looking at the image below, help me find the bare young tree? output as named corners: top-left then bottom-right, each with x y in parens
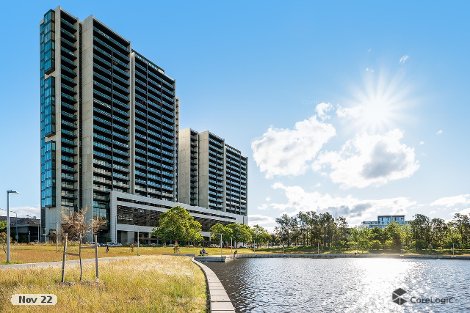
top-left (91, 216), bottom-right (107, 235)
top-left (61, 207), bottom-right (107, 241)
top-left (60, 207), bottom-right (104, 283)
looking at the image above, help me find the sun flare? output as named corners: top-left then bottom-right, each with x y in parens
top-left (341, 70), bottom-right (413, 133)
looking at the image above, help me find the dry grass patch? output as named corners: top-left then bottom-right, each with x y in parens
top-left (0, 255), bottom-right (206, 313)
top-left (1, 244), bottom-right (265, 264)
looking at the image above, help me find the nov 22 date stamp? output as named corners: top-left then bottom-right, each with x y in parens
top-left (10, 294), bottom-right (57, 306)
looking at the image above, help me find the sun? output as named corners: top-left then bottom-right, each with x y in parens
top-left (342, 70), bottom-right (413, 133)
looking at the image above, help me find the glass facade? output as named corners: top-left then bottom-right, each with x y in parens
top-left (40, 77), bottom-right (55, 137)
top-left (40, 10), bottom-right (56, 215)
top-left (41, 141), bottom-right (56, 207)
top-left (40, 10), bottom-right (55, 75)
top-left (116, 205), bottom-right (232, 232)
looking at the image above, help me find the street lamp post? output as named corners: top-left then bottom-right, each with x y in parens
top-left (12, 211), bottom-right (18, 243)
top-left (220, 234), bottom-right (223, 260)
top-left (6, 190), bottom-right (19, 263)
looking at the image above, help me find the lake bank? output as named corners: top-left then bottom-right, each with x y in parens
top-left (234, 252), bottom-right (470, 261)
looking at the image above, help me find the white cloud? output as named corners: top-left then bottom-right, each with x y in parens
top-left (315, 102), bottom-right (334, 120)
top-left (399, 55), bottom-right (409, 64)
top-left (419, 140), bottom-right (424, 145)
top-left (248, 214), bottom-right (276, 231)
top-left (365, 67), bottom-right (375, 73)
top-left (313, 129), bottom-right (419, 188)
top-left (431, 194), bottom-right (470, 207)
top-left (0, 206), bottom-right (40, 218)
top-left (265, 182), bottom-right (416, 225)
top-left (457, 208), bottom-right (470, 216)
top-left (251, 115), bottom-right (336, 178)
top-left (436, 129), bottom-right (443, 135)
top-left (336, 105), bottom-right (362, 120)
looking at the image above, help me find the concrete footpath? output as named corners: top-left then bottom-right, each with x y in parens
top-left (192, 258), bottom-right (235, 313)
top-left (0, 256), bottom-right (142, 270)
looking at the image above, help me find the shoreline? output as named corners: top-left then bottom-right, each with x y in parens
top-left (234, 253), bottom-right (470, 261)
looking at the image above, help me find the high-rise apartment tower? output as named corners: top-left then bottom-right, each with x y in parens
top-left (40, 7), bottom-right (246, 243)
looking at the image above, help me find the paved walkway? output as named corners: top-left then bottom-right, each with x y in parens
top-left (0, 255), bottom-right (146, 270)
top-left (192, 258), bottom-right (235, 313)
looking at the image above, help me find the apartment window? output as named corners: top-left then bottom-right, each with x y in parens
top-left (40, 140), bottom-right (56, 207)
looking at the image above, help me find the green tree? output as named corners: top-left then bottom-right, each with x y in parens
top-left (410, 214), bottom-right (431, 250)
top-left (0, 220), bottom-right (6, 232)
top-left (319, 212), bottom-right (336, 248)
top-left (227, 223), bottom-right (252, 247)
top-left (385, 222), bottom-right (402, 251)
top-left (445, 223), bottom-right (462, 250)
top-left (275, 214), bottom-right (293, 247)
top-left (401, 224), bottom-right (413, 250)
top-left (452, 213), bottom-right (470, 247)
top-left (370, 227), bottom-right (388, 249)
top-left (251, 224), bottom-right (271, 249)
top-left (210, 223), bottom-right (232, 244)
top-left (297, 212), bottom-right (309, 246)
top-left (152, 206), bottom-right (203, 246)
top-left (350, 227), bottom-right (371, 253)
top-left (1, 215), bottom-right (11, 254)
top-left (334, 216), bottom-right (349, 249)
top-left (239, 224), bottom-right (253, 245)
top-left (430, 218), bottom-right (447, 249)
top-left (370, 239), bottom-right (381, 251)
top-left (306, 211), bottom-right (321, 248)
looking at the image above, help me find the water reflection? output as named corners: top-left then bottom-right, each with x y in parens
top-left (206, 258), bottom-right (470, 312)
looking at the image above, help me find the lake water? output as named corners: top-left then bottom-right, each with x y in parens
top-left (206, 257), bottom-right (470, 312)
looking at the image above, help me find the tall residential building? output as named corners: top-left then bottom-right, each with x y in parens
top-left (178, 129), bottom-right (248, 216)
top-left (40, 7), bottom-right (245, 243)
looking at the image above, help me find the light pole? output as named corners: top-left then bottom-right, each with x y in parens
top-left (220, 234), bottom-right (223, 258)
top-left (11, 211), bottom-right (18, 243)
top-left (6, 190), bottom-right (19, 263)
top-left (27, 214), bottom-right (40, 243)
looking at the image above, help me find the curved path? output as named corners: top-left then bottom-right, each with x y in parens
top-left (192, 258), bottom-right (235, 313)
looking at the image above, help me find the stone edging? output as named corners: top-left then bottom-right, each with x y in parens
top-left (192, 258), bottom-right (235, 313)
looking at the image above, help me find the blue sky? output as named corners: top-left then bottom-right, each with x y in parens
top-left (1, 1), bottom-right (469, 228)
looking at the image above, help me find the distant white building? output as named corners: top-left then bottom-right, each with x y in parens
top-left (361, 215), bottom-right (406, 229)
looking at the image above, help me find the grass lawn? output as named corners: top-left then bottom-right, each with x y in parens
top-left (0, 244), bottom-right (264, 265)
top-left (2, 244), bottom-right (467, 264)
top-left (0, 255), bottom-right (205, 313)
